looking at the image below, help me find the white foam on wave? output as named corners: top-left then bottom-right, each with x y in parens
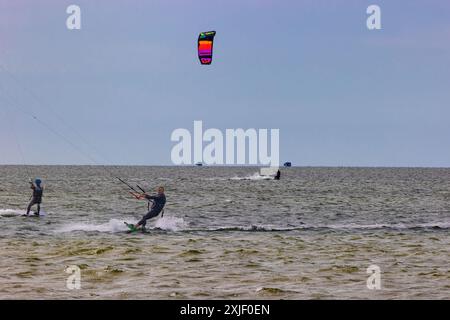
top-left (207, 221), bottom-right (450, 232)
top-left (230, 172), bottom-right (273, 181)
top-left (56, 218), bottom-right (128, 233)
top-left (56, 216), bottom-right (187, 233)
top-left (325, 221), bottom-right (450, 230)
top-left (326, 223), bottom-right (398, 230)
top-left (154, 216), bottom-right (187, 231)
top-left (212, 225), bottom-right (296, 232)
top-left (0, 208), bottom-right (26, 217)
top-left (418, 221), bottom-right (450, 229)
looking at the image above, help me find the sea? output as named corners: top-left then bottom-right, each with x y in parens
top-left (0, 166), bottom-right (449, 299)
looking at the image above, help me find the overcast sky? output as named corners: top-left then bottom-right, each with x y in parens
top-left (0, 0), bottom-right (449, 166)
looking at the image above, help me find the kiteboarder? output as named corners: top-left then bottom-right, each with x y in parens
top-left (132, 186), bottom-right (166, 229)
top-left (26, 178), bottom-right (44, 216)
top-left (274, 169), bottom-right (281, 180)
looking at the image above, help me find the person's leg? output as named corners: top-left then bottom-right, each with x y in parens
top-left (26, 200), bottom-right (36, 215)
top-left (35, 203), bottom-right (41, 215)
top-left (136, 210), bottom-right (159, 228)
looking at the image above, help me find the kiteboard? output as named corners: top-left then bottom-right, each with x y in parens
top-left (124, 222), bottom-right (154, 233)
top-left (124, 222), bottom-right (139, 233)
top-left (22, 210), bottom-right (46, 217)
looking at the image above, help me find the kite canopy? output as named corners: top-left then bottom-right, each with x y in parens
top-left (198, 31), bottom-right (216, 65)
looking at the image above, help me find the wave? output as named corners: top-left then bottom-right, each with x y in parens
top-left (230, 172), bottom-right (274, 181)
top-left (0, 209), bottom-right (26, 217)
top-left (195, 222), bottom-right (450, 232)
top-left (325, 222), bottom-right (450, 231)
top-left (203, 172), bottom-right (275, 181)
top-left (56, 216), bottom-right (187, 233)
top-left (0, 208), bottom-right (47, 217)
top-left (56, 218), bottom-right (127, 233)
top-left (154, 216), bottom-right (187, 231)
top-left (206, 225), bottom-right (299, 232)
top-left (54, 217), bottom-right (450, 234)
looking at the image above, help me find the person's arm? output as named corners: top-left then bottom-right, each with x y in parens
top-left (130, 192), bottom-right (146, 200)
top-left (144, 194), bottom-right (157, 200)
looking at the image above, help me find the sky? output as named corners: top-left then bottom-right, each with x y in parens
top-left (0, 0), bottom-right (449, 167)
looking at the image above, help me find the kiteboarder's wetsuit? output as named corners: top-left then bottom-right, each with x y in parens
top-left (274, 170), bottom-right (281, 180)
top-left (137, 193), bottom-right (166, 228)
top-left (26, 183), bottom-right (43, 215)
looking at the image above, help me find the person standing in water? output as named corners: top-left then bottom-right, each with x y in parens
top-left (274, 169), bottom-right (281, 180)
top-left (133, 186), bottom-right (166, 229)
top-left (26, 178), bottom-right (44, 216)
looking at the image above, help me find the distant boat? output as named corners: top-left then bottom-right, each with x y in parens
top-left (283, 162), bottom-right (292, 167)
top-left (195, 162), bottom-right (203, 166)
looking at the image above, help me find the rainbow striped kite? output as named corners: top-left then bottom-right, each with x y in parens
top-left (198, 31), bottom-right (216, 65)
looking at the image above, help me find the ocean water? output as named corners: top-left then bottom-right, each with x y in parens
top-left (0, 166), bottom-right (449, 299)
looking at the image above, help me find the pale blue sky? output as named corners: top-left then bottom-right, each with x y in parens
top-left (0, 0), bottom-right (449, 166)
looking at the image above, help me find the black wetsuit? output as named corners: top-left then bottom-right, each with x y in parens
top-left (137, 193), bottom-right (166, 227)
top-left (274, 170), bottom-right (281, 180)
top-left (26, 186), bottom-right (43, 215)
